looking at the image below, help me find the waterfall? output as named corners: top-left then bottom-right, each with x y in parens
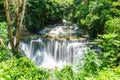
top-left (20, 38), bottom-right (88, 69)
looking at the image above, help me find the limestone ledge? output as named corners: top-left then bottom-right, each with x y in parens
top-left (43, 34), bottom-right (88, 41)
top-left (21, 34), bottom-right (89, 41)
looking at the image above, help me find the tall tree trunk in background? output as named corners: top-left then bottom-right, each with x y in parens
top-left (4, 0), bottom-right (27, 57)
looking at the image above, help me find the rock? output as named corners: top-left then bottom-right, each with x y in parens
top-left (38, 29), bottom-right (47, 34)
top-left (37, 23), bottom-right (89, 41)
top-left (67, 42), bottom-right (86, 49)
top-left (49, 27), bottom-right (66, 35)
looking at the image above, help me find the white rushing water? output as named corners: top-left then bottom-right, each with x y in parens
top-left (20, 38), bottom-right (88, 69)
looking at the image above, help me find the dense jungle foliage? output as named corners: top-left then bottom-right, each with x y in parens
top-left (0, 0), bottom-right (120, 80)
top-left (0, 0), bottom-right (5, 22)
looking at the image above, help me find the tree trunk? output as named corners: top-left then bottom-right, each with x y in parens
top-left (15, 0), bottom-right (21, 51)
top-left (4, 0), bottom-right (14, 49)
top-left (15, 0), bottom-right (26, 51)
top-left (4, 0), bottom-right (27, 57)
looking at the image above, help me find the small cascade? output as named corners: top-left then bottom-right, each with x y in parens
top-left (20, 38), bottom-right (88, 69)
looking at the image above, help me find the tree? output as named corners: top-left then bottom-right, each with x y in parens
top-left (0, 0), bottom-right (5, 21)
top-left (4, 0), bottom-right (27, 56)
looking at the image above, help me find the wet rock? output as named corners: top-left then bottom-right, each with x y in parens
top-left (37, 23), bottom-right (89, 41)
top-left (49, 27), bottom-right (66, 35)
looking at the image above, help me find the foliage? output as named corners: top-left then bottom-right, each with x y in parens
top-left (22, 0), bottom-right (120, 38)
top-left (94, 17), bottom-right (120, 66)
top-left (89, 67), bottom-right (120, 80)
top-left (95, 33), bottom-right (120, 66)
top-left (0, 57), bottom-right (49, 80)
top-left (75, 49), bottom-right (101, 80)
top-left (24, 0), bottom-right (73, 33)
top-left (104, 18), bottom-right (120, 34)
top-left (83, 49), bottom-right (102, 74)
top-left (71, 0), bottom-right (120, 37)
top-left (54, 65), bottom-right (77, 80)
top-left (1, 0), bottom-right (120, 37)
top-left (0, 45), bottom-right (12, 62)
top-left (78, 0), bottom-right (112, 37)
top-left (0, 0), bottom-right (5, 21)
top-left (0, 22), bottom-right (8, 44)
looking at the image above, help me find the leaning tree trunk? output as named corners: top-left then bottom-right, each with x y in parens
top-left (4, 0), bottom-right (27, 57)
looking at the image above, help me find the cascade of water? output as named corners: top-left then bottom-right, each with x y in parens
top-left (20, 38), bottom-right (88, 69)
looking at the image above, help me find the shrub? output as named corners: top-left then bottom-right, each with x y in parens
top-left (89, 67), bottom-right (120, 80)
top-left (0, 57), bottom-right (49, 80)
top-left (0, 22), bottom-right (8, 44)
top-left (104, 18), bottom-right (120, 34)
top-left (54, 65), bottom-right (77, 80)
top-left (75, 49), bottom-right (102, 80)
top-left (95, 33), bottom-right (120, 66)
top-left (0, 45), bottom-right (12, 62)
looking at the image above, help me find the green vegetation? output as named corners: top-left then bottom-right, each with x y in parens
top-left (0, 45), bottom-right (12, 62)
top-left (23, 0), bottom-right (120, 37)
top-left (24, 0), bottom-right (74, 33)
top-left (0, 0), bottom-right (5, 22)
top-left (0, 22), bottom-right (8, 44)
top-left (0, 0), bottom-right (120, 80)
top-left (0, 57), bottom-right (49, 80)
